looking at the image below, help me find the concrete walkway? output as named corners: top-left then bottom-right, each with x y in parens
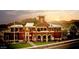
top-left (27, 42), bottom-right (36, 47)
top-left (24, 39), bottom-right (79, 49)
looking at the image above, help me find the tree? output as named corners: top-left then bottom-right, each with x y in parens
top-left (67, 24), bottom-right (78, 39)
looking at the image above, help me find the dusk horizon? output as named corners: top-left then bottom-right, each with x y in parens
top-left (1, 10), bottom-right (79, 24)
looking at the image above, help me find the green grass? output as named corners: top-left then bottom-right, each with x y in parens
top-left (33, 42), bottom-right (54, 45)
top-left (9, 43), bottom-right (32, 49)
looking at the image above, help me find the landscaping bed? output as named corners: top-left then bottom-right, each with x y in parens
top-left (8, 43), bottom-right (32, 49)
top-left (33, 42), bottom-right (54, 45)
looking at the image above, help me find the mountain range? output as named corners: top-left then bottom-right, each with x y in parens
top-left (0, 18), bottom-right (79, 31)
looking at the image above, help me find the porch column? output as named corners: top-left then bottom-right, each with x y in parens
top-left (28, 32), bottom-right (30, 42)
top-left (13, 30), bottom-right (16, 44)
top-left (46, 35), bottom-right (48, 42)
top-left (25, 32), bottom-right (26, 42)
top-left (41, 36), bottom-right (43, 42)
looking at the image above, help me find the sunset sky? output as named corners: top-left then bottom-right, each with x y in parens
top-left (0, 10), bottom-right (79, 24)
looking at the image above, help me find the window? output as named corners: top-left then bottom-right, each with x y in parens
top-left (41, 28), bottom-right (43, 31)
top-left (37, 28), bottom-right (40, 31)
top-left (11, 28), bottom-right (18, 32)
top-left (5, 35), bottom-right (9, 40)
top-left (15, 28), bottom-right (18, 31)
top-left (43, 36), bottom-right (46, 39)
top-left (15, 33), bottom-right (19, 40)
top-left (52, 28), bottom-right (54, 31)
top-left (48, 35), bottom-right (51, 40)
top-left (11, 28), bottom-right (14, 32)
top-left (19, 28), bottom-right (23, 31)
top-left (38, 36), bottom-right (41, 39)
top-left (44, 28), bottom-right (46, 31)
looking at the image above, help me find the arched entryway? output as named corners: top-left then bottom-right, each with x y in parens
top-left (43, 35), bottom-right (46, 42)
top-left (48, 35), bottom-right (51, 41)
top-left (37, 36), bottom-right (41, 42)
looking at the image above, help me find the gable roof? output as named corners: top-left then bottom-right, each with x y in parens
top-left (25, 23), bottom-right (35, 27)
top-left (49, 24), bottom-right (62, 28)
top-left (10, 25), bottom-right (23, 28)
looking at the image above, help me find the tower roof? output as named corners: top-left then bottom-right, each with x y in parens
top-left (35, 16), bottom-right (49, 27)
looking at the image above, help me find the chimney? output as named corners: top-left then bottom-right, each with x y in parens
top-left (38, 16), bottom-right (45, 23)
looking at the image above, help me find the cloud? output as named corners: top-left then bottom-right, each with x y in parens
top-left (0, 10), bottom-right (79, 24)
top-left (0, 10), bottom-right (46, 24)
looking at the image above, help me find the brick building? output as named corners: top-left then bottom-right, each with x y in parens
top-left (4, 16), bottom-right (62, 43)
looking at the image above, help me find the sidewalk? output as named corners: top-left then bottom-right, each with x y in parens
top-left (23, 39), bottom-right (79, 49)
top-left (27, 42), bottom-right (36, 47)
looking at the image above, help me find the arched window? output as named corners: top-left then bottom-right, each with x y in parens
top-left (37, 28), bottom-right (40, 31)
top-left (37, 36), bottom-right (41, 39)
top-left (37, 36), bottom-right (41, 41)
top-left (43, 35), bottom-right (46, 39)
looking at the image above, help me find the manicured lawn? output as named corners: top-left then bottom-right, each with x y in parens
top-left (33, 42), bottom-right (54, 45)
top-left (8, 43), bottom-right (32, 49)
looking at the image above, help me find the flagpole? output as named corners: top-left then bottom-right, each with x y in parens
top-left (14, 20), bottom-right (16, 44)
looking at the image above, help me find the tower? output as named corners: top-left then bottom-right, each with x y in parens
top-left (38, 16), bottom-right (45, 23)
